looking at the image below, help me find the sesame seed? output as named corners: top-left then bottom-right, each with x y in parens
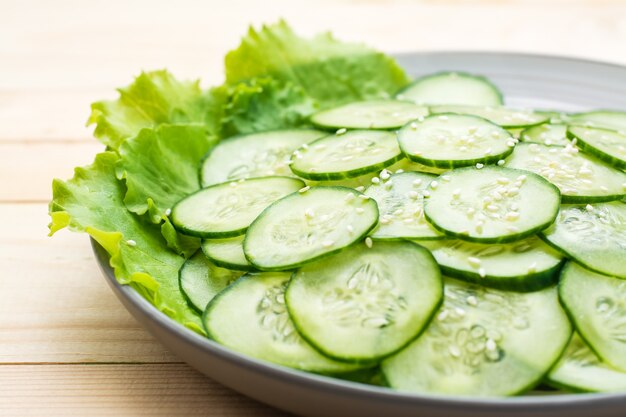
top-left (126, 239), bottom-right (137, 246)
top-left (422, 190), bottom-right (431, 197)
top-left (322, 240), bottom-right (334, 247)
top-left (356, 207), bottom-right (365, 214)
top-left (430, 181), bottom-right (439, 189)
top-left (437, 310), bottom-right (449, 321)
top-left (486, 339), bottom-right (497, 351)
top-left (452, 189), bottom-right (461, 199)
top-left (484, 148), bottom-right (493, 155)
top-left (466, 296), bottom-right (478, 306)
top-left (371, 177), bottom-right (380, 184)
top-left (395, 169), bottom-right (405, 174)
top-left (355, 186), bottom-right (365, 192)
top-left (301, 143), bottom-right (309, 150)
top-left (497, 177), bottom-right (510, 185)
top-left (345, 193), bottom-right (355, 202)
top-left (410, 122), bottom-right (418, 129)
top-left (365, 237), bottom-right (373, 248)
top-left (600, 186), bottom-right (609, 192)
top-left (478, 268), bottom-right (486, 278)
top-left (468, 126), bottom-right (478, 134)
top-left (585, 204), bottom-right (594, 212)
top-left (413, 179), bottom-right (423, 187)
top-left (408, 191), bottom-right (419, 199)
top-left (441, 175), bottom-right (451, 182)
top-left (165, 208), bottom-right (171, 216)
top-left (507, 225), bottom-right (519, 233)
top-left (393, 208), bottom-right (404, 216)
top-left (466, 207), bottom-right (475, 217)
top-left (299, 186), bottom-right (310, 193)
top-left (438, 115), bottom-right (449, 121)
top-left (384, 181), bottom-right (394, 189)
top-left (347, 225), bottom-right (354, 233)
top-left (505, 211), bottom-right (520, 221)
top-left (459, 146), bottom-right (468, 152)
top-left (528, 262), bottom-right (538, 273)
top-left (417, 116), bottom-right (425, 122)
top-left (304, 209), bottom-right (315, 218)
top-left (359, 194), bottom-right (370, 200)
top-left (468, 257), bottom-right (481, 267)
top-left (486, 204), bottom-right (499, 212)
top-left (448, 345), bottom-right (461, 358)
top-left (229, 182), bottom-right (238, 187)
top-left (380, 218), bottom-right (390, 224)
top-left (476, 163), bottom-right (484, 169)
top-left (455, 307), bottom-right (466, 317)
top-left (516, 175), bottom-right (527, 182)
top-left (380, 170), bottom-right (391, 180)
top-left (497, 159), bottom-right (505, 166)
top-left (404, 218), bottom-right (414, 224)
top-left (336, 128), bottom-right (347, 135)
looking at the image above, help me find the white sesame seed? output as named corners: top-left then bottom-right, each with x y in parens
top-left (438, 115), bottom-right (449, 121)
top-left (301, 143), bottom-right (309, 150)
top-left (468, 257), bottom-right (481, 268)
top-left (585, 204), bottom-right (594, 212)
top-left (422, 190), bottom-right (431, 198)
top-left (410, 122), bottom-right (418, 129)
top-left (336, 128), bottom-right (347, 135)
top-left (305, 209), bottom-right (315, 218)
top-left (484, 148), bottom-right (493, 155)
top-left (505, 211), bottom-right (520, 221)
top-left (413, 179), bottom-right (423, 187)
top-left (496, 177), bottom-right (510, 185)
top-left (359, 194), bottom-right (370, 200)
top-left (347, 225), bottom-right (354, 233)
top-left (466, 295), bottom-right (478, 306)
top-left (516, 175), bottom-right (527, 182)
top-left (448, 345), bottom-right (461, 358)
top-left (165, 208), bottom-right (171, 216)
top-left (230, 182), bottom-right (238, 187)
top-left (380, 170), bottom-right (391, 180)
top-left (468, 126), bottom-right (478, 134)
top-left (486, 339), bottom-right (497, 351)
top-left (299, 186), bottom-right (310, 193)
top-left (507, 225), bottom-right (519, 233)
top-left (497, 159), bottom-right (505, 166)
top-left (437, 310), bottom-right (449, 321)
top-left (126, 239), bottom-right (137, 247)
top-left (600, 186), bottom-right (609, 192)
top-left (322, 240), bottom-right (334, 247)
top-left (345, 193), bottom-right (355, 202)
top-left (393, 208), bottom-right (404, 216)
top-left (356, 207), bottom-right (365, 214)
top-left (455, 307), bottom-right (466, 317)
top-left (395, 169), bottom-right (405, 174)
top-left (476, 163), bottom-right (484, 169)
top-left (506, 140), bottom-right (516, 147)
top-left (478, 268), bottom-right (486, 278)
top-left (403, 218), bottom-right (414, 224)
top-left (385, 181), bottom-right (394, 189)
top-left (408, 191), bottom-right (419, 199)
top-left (452, 189), bottom-right (461, 199)
top-left (486, 204), bottom-right (499, 212)
top-left (466, 207), bottom-right (475, 217)
top-left (365, 237), bottom-right (373, 248)
top-left (430, 181), bottom-right (439, 189)
top-left (459, 146), bottom-right (468, 152)
top-left (355, 186), bottom-right (365, 192)
top-left (441, 175), bottom-right (451, 182)
top-left (380, 218), bottom-right (390, 224)
top-left (371, 177), bottom-right (380, 184)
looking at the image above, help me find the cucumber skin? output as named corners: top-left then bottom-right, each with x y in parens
top-left (395, 71), bottom-right (504, 105)
top-left (285, 241), bottom-right (444, 364)
top-left (404, 149), bottom-right (513, 170)
top-left (171, 176), bottom-right (305, 239)
top-left (178, 250), bottom-right (207, 315)
top-left (289, 153), bottom-right (403, 181)
top-left (435, 259), bottom-right (565, 293)
top-left (428, 107), bottom-right (549, 129)
top-left (243, 187), bottom-right (380, 271)
top-left (566, 127), bottom-right (626, 170)
top-left (201, 240), bottom-right (257, 272)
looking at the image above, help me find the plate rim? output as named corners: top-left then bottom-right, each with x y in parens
top-left (92, 51), bottom-right (626, 410)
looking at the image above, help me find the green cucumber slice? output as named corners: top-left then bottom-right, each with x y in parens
top-left (419, 237), bottom-right (563, 292)
top-left (382, 278), bottom-right (572, 396)
top-left (178, 251), bottom-right (243, 313)
top-left (520, 124), bottom-right (570, 146)
top-left (364, 171), bottom-right (443, 240)
top-left (540, 202), bottom-right (626, 278)
top-left (310, 100), bottom-right (428, 130)
top-left (504, 142), bottom-right (626, 203)
top-left (289, 130), bottom-right (402, 180)
top-left (423, 166), bottom-right (560, 243)
top-left (286, 241), bottom-right (442, 362)
top-left (171, 176), bottom-right (305, 238)
top-left (200, 129), bottom-right (325, 187)
top-left (397, 114), bottom-right (514, 168)
top-left (547, 333), bottom-right (626, 393)
top-left (569, 110), bottom-right (626, 131)
top-left (397, 72), bottom-right (503, 106)
top-left (244, 186), bottom-right (379, 270)
top-left (559, 262), bottom-right (626, 372)
top-left (203, 272), bottom-right (364, 373)
top-left (567, 126), bottom-right (626, 170)
top-left (201, 235), bottom-right (253, 271)
top-left (430, 105), bottom-right (548, 129)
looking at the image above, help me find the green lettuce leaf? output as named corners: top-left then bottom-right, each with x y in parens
top-left (49, 152), bottom-right (204, 334)
top-left (219, 77), bottom-right (317, 137)
top-left (88, 70), bottom-right (221, 150)
top-left (225, 21), bottom-right (409, 107)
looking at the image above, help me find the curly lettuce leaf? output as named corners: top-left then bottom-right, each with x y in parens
top-left (219, 77), bottom-right (317, 137)
top-left (49, 152), bottom-right (204, 334)
top-left (88, 70), bottom-right (221, 150)
top-left (225, 21), bottom-right (409, 107)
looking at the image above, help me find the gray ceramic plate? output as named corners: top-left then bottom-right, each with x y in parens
top-left (93, 52), bottom-right (626, 417)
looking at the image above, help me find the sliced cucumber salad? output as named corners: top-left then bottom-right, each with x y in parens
top-left (162, 69), bottom-right (626, 397)
top-left (54, 27), bottom-right (626, 400)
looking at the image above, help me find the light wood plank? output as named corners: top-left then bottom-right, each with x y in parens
top-left (0, 364), bottom-right (291, 416)
top-left (0, 142), bottom-right (103, 202)
top-left (0, 203), bottom-right (178, 363)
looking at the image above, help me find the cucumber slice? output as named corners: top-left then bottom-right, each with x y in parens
top-left (547, 333), bottom-right (626, 393)
top-left (423, 166), bottom-right (560, 243)
top-left (200, 129), bottom-right (325, 187)
top-left (171, 176), bottom-right (305, 238)
top-left (559, 262), bottom-right (626, 372)
top-left (567, 126), bottom-right (626, 170)
top-left (397, 72), bottom-right (503, 106)
top-left (286, 241), bottom-right (442, 362)
top-left (289, 130), bottom-right (402, 180)
top-left (201, 235), bottom-right (253, 271)
top-left (540, 202), bottom-right (626, 278)
top-left (178, 251), bottom-right (243, 313)
top-left (569, 110), bottom-right (626, 131)
top-left (430, 105), bottom-right (548, 129)
top-left (364, 171), bottom-right (443, 240)
top-left (520, 124), bottom-right (570, 146)
top-left (419, 237), bottom-right (563, 292)
top-left (382, 278), bottom-right (572, 396)
top-left (504, 142), bottom-right (626, 203)
top-left (203, 272), bottom-right (364, 373)
top-left (244, 186), bottom-right (379, 270)
top-left (310, 100), bottom-right (428, 130)
top-left (397, 114), bottom-right (514, 168)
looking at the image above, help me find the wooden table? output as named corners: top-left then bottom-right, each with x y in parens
top-left (2, 0), bottom-right (625, 415)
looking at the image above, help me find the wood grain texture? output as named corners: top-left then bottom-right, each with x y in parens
top-left (2, 0), bottom-right (625, 415)
top-left (0, 364), bottom-right (292, 416)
